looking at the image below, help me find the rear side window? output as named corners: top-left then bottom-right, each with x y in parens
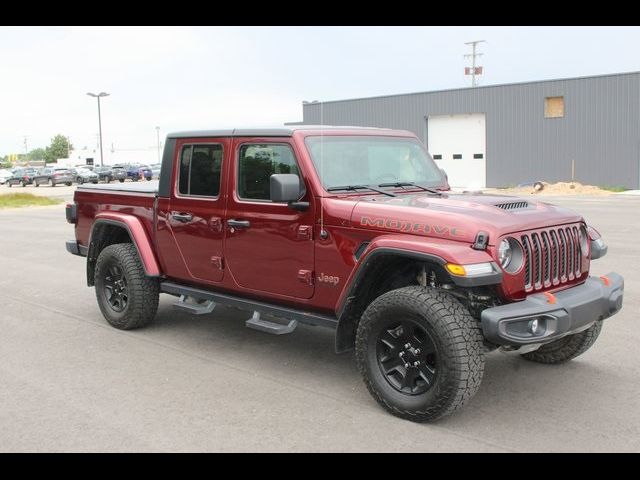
top-left (237, 144), bottom-right (299, 201)
top-left (178, 144), bottom-right (223, 197)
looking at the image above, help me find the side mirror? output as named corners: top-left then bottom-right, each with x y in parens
top-left (270, 174), bottom-right (309, 211)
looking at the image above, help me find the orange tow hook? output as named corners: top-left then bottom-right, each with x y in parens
top-left (543, 292), bottom-right (556, 304)
top-left (600, 275), bottom-right (611, 286)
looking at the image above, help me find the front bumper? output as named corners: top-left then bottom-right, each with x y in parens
top-left (481, 272), bottom-right (624, 346)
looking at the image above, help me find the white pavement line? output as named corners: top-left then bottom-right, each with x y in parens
top-left (1, 292), bottom-right (521, 453)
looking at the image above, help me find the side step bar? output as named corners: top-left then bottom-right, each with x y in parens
top-left (160, 281), bottom-right (338, 330)
top-left (246, 311), bottom-right (298, 335)
top-left (173, 295), bottom-right (216, 315)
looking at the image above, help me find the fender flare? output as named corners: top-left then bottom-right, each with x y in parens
top-left (89, 213), bottom-right (161, 277)
top-left (333, 238), bottom-right (501, 353)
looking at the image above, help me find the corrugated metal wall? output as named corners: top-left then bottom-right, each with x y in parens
top-left (302, 72), bottom-right (640, 188)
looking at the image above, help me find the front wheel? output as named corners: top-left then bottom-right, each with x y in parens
top-left (119, 179), bottom-right (125, 183)
top-left (94, 243), bottom-right (159, 330)
top-left (356, 287), bottom-right (485, 422)
top-left (521, 321), bottom-right (603, 364)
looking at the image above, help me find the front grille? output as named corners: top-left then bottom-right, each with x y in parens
top-left (495, 201), bottom-right (529, 210)
top-left (520, 224), bottom-right (584, 292)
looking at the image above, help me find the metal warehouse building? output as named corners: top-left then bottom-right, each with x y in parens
top-left (297, 71), bottom-right (640, 189)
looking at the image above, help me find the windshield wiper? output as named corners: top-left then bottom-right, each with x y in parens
top-left (327, 184), bottom-right (396, 197)
top-left (378, 181), bottom-right (443, 196)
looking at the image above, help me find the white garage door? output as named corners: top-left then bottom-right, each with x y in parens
top-left (427, 113), bottom-right (486, 189)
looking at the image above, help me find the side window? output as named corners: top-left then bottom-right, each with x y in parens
top-left (238, 143), bottom-right (299, 201)
top-left (178, 144), bottom-right (223, 197)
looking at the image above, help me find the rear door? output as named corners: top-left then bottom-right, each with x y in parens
top-left (224, 138), bottom-right (315, 299)
top-left (167, 139), bottom-right (229, 283)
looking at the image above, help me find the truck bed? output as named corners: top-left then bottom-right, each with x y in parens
top-left (77, 180), bottom-right (159, 194)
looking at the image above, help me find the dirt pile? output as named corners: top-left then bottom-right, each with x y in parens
top-left (486, 182), bottom-right (612, 196)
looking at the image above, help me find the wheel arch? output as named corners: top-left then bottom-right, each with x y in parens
top-left (86, 215), bottom-right (161, 286)
top-left (335, 248), bottom-right (452, 354)
top-left (334, 240), bottom-right (500, 354)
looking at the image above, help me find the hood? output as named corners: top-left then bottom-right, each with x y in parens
top-left (344, 192), bottom-right (583, 245)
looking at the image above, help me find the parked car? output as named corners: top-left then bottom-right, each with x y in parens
top-left (6, 168), bottom-right (37, 187)
top-left (33, 167), bottom-right (74, 187)
top-left (75, 167), bottom-right (99, 185)
top-left (0, 168), bottom-right (14, 185)
top-left (110, 166), bottom-right (128, 183)
top-left (93, 166), bottom-right (117, 183)
top-left (65, 126), bottom-right (624, 423)
top-left (149, 163), bottom-right (162, 179)
top-left (125, 164), bottom-right (152, 181)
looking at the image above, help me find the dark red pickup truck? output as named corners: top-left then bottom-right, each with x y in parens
top-left (66, 126), bottom-right (624, 421)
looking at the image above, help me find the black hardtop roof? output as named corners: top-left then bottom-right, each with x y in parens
top-left (166, 125), bottom-right (392, 139)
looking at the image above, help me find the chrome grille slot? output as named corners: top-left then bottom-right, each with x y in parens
top-left (518, 223), bottom-right (584, 292)
top-left (521, 235), bottom-right (533, 291)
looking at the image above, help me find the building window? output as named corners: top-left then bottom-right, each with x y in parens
top-left (178, 144), bottom-right (223, 197)
top-left (453, 154), bottom-right (462, 159)
top-left (473, 153), bottom-right (484, 159)
top-left (545, 96), bottom-right (564, 118)
top-left (433, 154), bottom-right (442, 160)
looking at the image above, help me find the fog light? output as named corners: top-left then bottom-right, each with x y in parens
top-left (529, 318), bottom-right (540, 335)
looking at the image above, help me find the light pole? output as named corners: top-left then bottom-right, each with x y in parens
top-left (87, 92), bottom-right (110, 166)
top-left (155, 126), bottom-right (161, 163)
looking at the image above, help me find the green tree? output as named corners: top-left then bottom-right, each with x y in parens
top-left (28, 148), bottom-right (46, 161)
top-left (44, 135), bottom-right (73, 163)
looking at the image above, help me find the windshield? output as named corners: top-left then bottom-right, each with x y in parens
top-left (305, 136), bottom-right (444, 191)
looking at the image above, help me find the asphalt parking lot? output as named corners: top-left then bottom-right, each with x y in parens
top-left (0, 192), bottom-right (638, 452)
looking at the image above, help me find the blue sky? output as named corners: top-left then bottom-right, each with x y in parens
top-left (1, 26), bottom-right (639, 157)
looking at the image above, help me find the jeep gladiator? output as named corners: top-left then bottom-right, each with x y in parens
top-left (65, 126), bottom-right (624, 421)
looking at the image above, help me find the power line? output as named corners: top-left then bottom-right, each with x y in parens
top-left (464, 40), bottom-right (486, 87)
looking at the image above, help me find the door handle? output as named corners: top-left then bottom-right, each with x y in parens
top-left (227, 219), bottom-right (251, 229)
top-left (172, 212), bottom-right (193, 223)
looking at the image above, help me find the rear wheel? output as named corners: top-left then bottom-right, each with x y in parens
top-left (119, 179), bottom-right (125, 183)
top-left (49, 179), bottom-right (54, 187)
top-left (78, 177), bottom-right (84, 185)
top-left (356, 287), bottom-right (485, 422)
top-left (94, 243), bottom-right (159, 330)
top-left (521, 321), bottom-right (603, 364)
top-left (66, 182), bottom-right (72, 186)
top-left (21, 180), bottom-right (26, 187)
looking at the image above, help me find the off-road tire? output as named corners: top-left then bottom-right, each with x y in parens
top-left (521, 321), bottom-right (603, 364)
top-left (356, 287), bottom-right (485, 422)
top-left (94, 243), bottom-right (159, 330)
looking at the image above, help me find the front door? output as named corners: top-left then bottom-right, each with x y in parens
top-left (168, 139), bottom-right (228, 283)
top-left (224, 138), bottom-right (315, 299)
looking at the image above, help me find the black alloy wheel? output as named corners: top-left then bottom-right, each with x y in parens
top-left (102, 261), bottom-right (129, 313)
top-left (377, 319), bottom-right (437, 395)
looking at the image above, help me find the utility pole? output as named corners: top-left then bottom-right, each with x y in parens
top-left (464, 40), bottom-right (485, 87)
top-left (155, 126), bottom-right (161, 163)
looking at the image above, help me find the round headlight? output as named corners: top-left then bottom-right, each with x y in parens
top-left (579, 226), bottom-right (589, 256)
top-left (498, 239), bottom-right (512, 268)
top-left (498, 237), bottom-right (524, 273)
